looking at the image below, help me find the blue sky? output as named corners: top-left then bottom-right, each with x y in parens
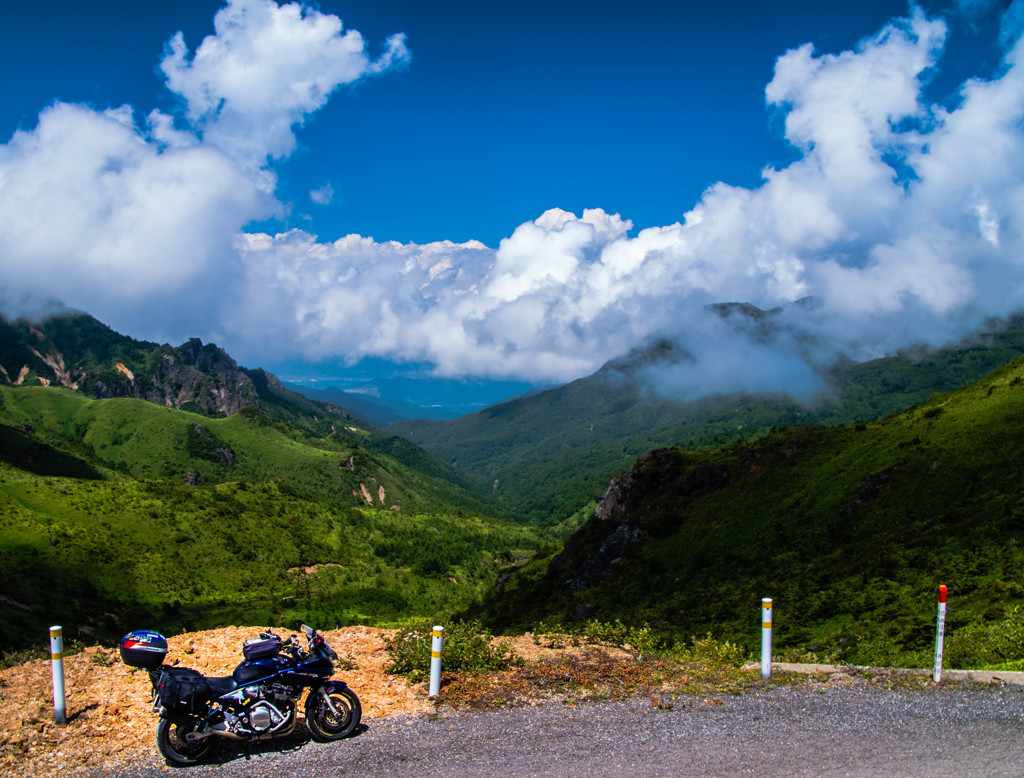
top-left (2, 0), bottom-right (955, 246)
top-left (2, 0), bottom-right (1023, 405)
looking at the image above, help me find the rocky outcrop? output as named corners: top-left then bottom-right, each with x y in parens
top-left (2, 314), bottom-right (265, 416)
top-left (549, 449), bottom-right (730, 592)
top-left (558, 521), bottom-right (647, 592)
top-left (28, 347), bottom-right (83, 390)
top-left (89, 339), bottom-right (260, 415)
top-left (594, 449), bottom-right (730, 523)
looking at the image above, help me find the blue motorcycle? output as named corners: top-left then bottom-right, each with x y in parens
top-left (120, 623), bottom-right (361, 765)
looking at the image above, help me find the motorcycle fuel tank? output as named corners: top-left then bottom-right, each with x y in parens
top-left (233, 654), bottom-right (289, 684)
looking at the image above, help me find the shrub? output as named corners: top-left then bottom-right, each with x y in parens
top-left (687, 634), bottom-right (747, 667)
top-left (384, 619), bottom-right (521, 675)
top-left (944, 605), bottom-right (1024, 670)
top-left (574, 619), bottom-right (660, 657)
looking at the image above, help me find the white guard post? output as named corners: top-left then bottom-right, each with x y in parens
top-left (761, 598), bottom-right (773, 679)
top-left (50, 626), bottom-right (67, 724)
top-left (429, 625), bottom-right (444, 697)
top-left (933, 585), bottom-right (947, 682)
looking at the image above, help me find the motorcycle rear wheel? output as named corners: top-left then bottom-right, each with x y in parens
top-left (305, 687), bottom-right (361, 741)
top-left (155, 717), bottom-right (217, 765)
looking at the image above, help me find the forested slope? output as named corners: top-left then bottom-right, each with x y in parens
top-left (470, 355), bottom-right (1024, 670)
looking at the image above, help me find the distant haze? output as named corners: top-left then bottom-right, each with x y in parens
top-left (2, 1), bottom-right (1024, 401)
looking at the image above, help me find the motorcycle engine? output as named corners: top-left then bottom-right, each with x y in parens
top-left (222, 684), bottom-right (295, 736)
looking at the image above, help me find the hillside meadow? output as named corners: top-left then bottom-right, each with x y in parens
top-left (5, 313), bottom-right (1024, 673)
top-left (0, 386), bottom-right (550, 650)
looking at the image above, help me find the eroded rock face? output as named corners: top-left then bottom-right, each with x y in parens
top-left (88, 340), bottom-right (261, 415)
top-left (141, 340), bottom-right (260, 415)
top-left (561, 521), bottom-right (647, 592)
top-left (595, 449), bottom-right (729, 523)
top-left (2, 315), bottom-right (265, 416)
top-left (550, 449), bottom-right (730, 592)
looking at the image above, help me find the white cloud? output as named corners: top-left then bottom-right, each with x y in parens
top-left (4, 2), bottom-right (1024, 399)
top-left (160, 0), bottom-right (409, 166)
top-left (0, 0), bottom-right (407, 344)
top-left (310, 182), bottom-right (335, 205)
top-left (0, 102), bottom-right (268, 337)
top-left (223, 5), bottom-right (1024, 388)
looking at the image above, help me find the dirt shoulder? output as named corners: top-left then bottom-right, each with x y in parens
top-left (0, 626), bottom-right (1004, 777)
top-left (0, 626), bottom-right (433, 776)
top-left (0, 627), bottom-right (635, 776)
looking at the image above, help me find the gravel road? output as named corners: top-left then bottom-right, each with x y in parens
top-left (101, 684), bottom-right (1024, 777)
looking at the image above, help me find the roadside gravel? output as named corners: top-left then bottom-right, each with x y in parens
top-left (99, 683), bottom-right (1024, 777)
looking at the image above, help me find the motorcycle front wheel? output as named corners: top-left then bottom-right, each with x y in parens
top-left (305, 687), bottom-right (361, 741)
top-left (155, 717), bottom-right (217, 765)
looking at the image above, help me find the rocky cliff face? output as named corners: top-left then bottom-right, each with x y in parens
top-left (1, 314), bottom-right (260, 416)
top-left (91, 338), bottom-right (261, 415)
top-left (548, 449), bottom-right (730, 592)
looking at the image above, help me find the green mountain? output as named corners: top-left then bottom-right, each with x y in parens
top-left (389, 321), bottom-right (1024, 525)
top-left (468, 355), bottom-right (1024, 671)
top-left (0, 314), bottom-right (550, 650)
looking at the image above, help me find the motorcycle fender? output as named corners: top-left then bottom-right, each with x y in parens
top-left (321, 680), bottom-right (348, 695)
top-left (159, 708), bottom-right (196, 727)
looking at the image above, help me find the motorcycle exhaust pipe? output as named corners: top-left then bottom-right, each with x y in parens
top-left (185, 716), bottom-right (300, 742)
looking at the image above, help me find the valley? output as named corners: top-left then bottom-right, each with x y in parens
top-left (2, 311), bottom-right (1024, 674)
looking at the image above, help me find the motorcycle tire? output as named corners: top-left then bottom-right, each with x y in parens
top-left (305, 687), bottom-right (361, 741)
top-left (155, 717), bottom-right (217, 765)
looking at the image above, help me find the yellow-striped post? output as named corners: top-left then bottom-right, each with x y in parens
top-left (761, 599), bottom-right (773, 679)
top-left (50, 626), bottom-right (66, 724)
top-left (428, 625), bottom-right (444, 697)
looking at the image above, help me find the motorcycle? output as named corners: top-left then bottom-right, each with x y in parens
top-left (119, 623), bottom-right (361, 766)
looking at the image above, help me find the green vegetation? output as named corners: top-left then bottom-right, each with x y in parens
top-left (0, 459), bottom-right (548, 649)
top-left (7, 310), bottom-right (1024, 677)
top-left (0, 383), bottom-right (550, 651)
top-left (389, 325), bottom-right (1024, 525)
top-left (468, 355), bottom-right (1024, 671)
top-left (0, 385), bottom-right (496, 515)
top-left (383, 619), bottom-right (521, 681)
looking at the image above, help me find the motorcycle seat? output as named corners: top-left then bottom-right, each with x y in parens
top-left (206, 676), bottom-right (241, 695)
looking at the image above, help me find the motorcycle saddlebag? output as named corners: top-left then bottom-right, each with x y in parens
top-left (243, 636), bottom-right (282, 661)
top-left (157, 667), bottom-right (211, 715)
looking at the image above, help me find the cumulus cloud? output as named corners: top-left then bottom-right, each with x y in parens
top-left (160, 0), bottom-right (408, 166)
top-left (0, 102), bottom-right (268, 337)
top-left (222, 4), bottom-right (1024, 392)
top-left (0, 0), bottom-right (407, 341)
top-left (3, 2), bottom-right (1024, 401)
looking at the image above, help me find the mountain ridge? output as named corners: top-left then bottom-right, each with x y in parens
top-left (389, 319), bottom-right (1024, 524)
top-left (468, 353), bottom-right (1024, 670)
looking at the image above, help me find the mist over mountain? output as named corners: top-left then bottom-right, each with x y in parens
top-left (283, 375), bottom-right (537, 425)
top-left (389, 313), bottom-right (1024, 524)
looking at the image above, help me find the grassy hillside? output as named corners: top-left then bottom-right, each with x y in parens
top-left (390, 326), bottom-right (1024, 525)
top-left (0, 386), bottom-right (550, 650)
top-left (0, 466), bottom-right (549, 650)
top-left (469, 355), bottom-right (1024, 671)
top-left (0, 386), bottom-right (494, 515)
